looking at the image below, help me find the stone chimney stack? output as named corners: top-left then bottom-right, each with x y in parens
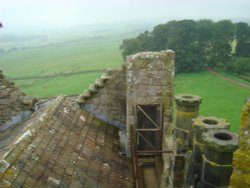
top-left (125, 50), bottom-right (175, 156)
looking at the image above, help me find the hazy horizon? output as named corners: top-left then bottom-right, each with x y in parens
top-left (1, 0), bottom-right (250, 33)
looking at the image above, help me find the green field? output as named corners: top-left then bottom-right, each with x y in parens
top-left (0, 23), bottom-right (155, 97)
top-left (0, 37), bottom-right (122, 77)
top-left (175, 71), bottom-right (250, 132)
top-left (0, 24), bottom-right (249, 132)
top-left (15, 72), bottom-right (102, 98)
top-left (0, 38), bottom-right (123, 97)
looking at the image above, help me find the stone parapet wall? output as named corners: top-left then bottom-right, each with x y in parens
top-left (78, 67), bottom-right (126, 129)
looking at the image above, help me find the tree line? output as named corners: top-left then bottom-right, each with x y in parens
top-left (120, 19), bottom-right (250, 74)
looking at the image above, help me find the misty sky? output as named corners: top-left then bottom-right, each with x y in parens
top-left (0, 0), bottom-right (250, 32)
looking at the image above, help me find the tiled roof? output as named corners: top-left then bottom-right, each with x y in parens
top-left (0, 96), bottom-right (133, 188)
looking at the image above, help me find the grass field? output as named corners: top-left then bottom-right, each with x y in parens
top-left (0, 23), bottom-right (155, 97)
top-left (0, 37), bottom-right (123, 97)
top-left (15, 72), bottom-right (102, 98)
top-left (0, 37), bottom-right (123, 78)
top-left (175, 71), bottom-right (250, 132)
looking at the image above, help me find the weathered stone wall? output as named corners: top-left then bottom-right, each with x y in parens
top-left (125, 51), bottom-right (175, 188)
top-left (230, 97), bottom-right (250, 187)
top-left (126, 50), bottom-right (175, 151)
top-left (0, 70), bottom-right (36, 130)
top-left (78, 67), bottom-right (126, 130)
top-left (126, 50), bottom-right (175, 155)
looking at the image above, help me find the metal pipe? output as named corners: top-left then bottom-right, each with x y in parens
top-left (130, 126), bottom-right (140, 188)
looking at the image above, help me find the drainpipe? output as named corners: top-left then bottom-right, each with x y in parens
top-left (200, 129), bottom-right (238, 187)
top-left (191, 116), bottom-right (230, 186)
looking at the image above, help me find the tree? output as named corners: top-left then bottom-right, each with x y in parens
top-left (120, 38), bottom-right (141, 59)
top-left (235, 22), bottom-right (250, 57)
top-left (136, 31), bottom-right (153, 51)
top-left (119, 19), bottom-right (245, 73)
top-left (207, 20), bottom-right (235, 67)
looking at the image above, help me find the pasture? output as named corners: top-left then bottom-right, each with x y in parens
top-left (0, 23), bottom-right (156, 97)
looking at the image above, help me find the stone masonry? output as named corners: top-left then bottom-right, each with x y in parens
top-left (126, 50), bottom-right (175, 155)
top-left (78, 67), bottom-right (126, 130)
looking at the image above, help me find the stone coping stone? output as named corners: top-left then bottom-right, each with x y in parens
top-left (202, 129), bottom-right (238, 152)
top-left (175, 94), bottom-right (202, 107)
top-left (193, 116), bottom-right (230, 133)
top-left (127, 50), bottom-right (175, 61)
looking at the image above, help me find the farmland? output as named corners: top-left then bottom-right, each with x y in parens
top-left (0, 23), bottom-right (154, 97)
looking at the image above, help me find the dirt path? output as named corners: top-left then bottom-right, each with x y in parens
top-left (208, 69), bottom-right (250, 90)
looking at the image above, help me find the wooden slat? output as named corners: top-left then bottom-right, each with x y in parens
top-left (137, 106), bottom-right (160, 129)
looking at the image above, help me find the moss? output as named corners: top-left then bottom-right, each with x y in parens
top-left (240, 101), bottom-right (250, 130)
top-left (0, 180), bottom-right (11, 188)
top-left (230, 100), bottom-right (250, 187)
top-left (203, 154), bottom-right (219, 167)
top-left (192, 116), bottom-right (230, 133)
top-left (193, 139), bottom-right (204, 150)
top-left (2, 167), bottom-right (15, 181)
top-left (233, 149), bottom-right (250, 172)
top-left (176, 111), bottom-right (195, 117)
top-left (230, 173), bottom-right (250, 188)
top-left (202, 129), bottom-right (238, 152)
top-left (176, 138), bottom-right (183, 145)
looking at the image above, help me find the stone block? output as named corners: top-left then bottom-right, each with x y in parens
top-left (23, 96), bottom-right (37, 108)
top-left (165, 50), bottom-right (175, 60)
top-left (88, 84), bottom-right (98, 94)
top-left (175, 94), bottom-right (202, 107)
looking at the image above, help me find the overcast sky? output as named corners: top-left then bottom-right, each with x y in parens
top-left (0, 0), bottom-right (250, 33)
